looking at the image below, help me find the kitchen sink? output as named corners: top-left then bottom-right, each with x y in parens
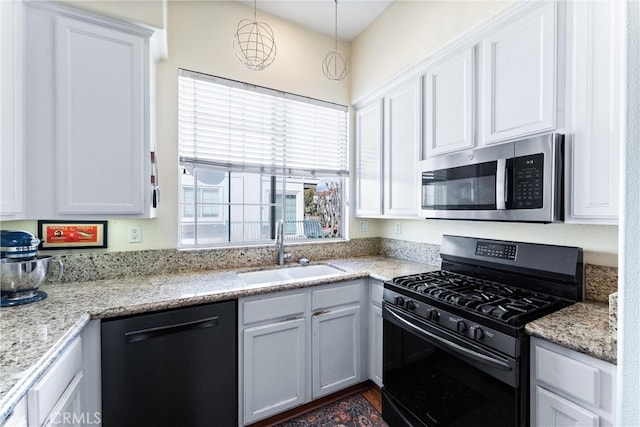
top-left (238, 264), bottom-right (344, 285)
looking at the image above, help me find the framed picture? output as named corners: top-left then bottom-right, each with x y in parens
top-left (38, 220), bottom-right (108, 250)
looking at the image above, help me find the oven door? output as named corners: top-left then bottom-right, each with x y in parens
top-left (382, 303), bottom-right (528, 427)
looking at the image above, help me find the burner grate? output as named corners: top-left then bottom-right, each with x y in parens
top-left (390, 270), bottom-right (563, 325)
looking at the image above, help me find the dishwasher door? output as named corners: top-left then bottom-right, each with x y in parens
top-left (101, 300), bottom-right (237, 427)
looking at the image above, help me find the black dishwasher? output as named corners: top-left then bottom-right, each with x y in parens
top-left (101, 300), bottom-right (237, 427)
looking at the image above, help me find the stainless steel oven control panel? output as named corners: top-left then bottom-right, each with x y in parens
top-left (383, 288), bottom-right (519, 357)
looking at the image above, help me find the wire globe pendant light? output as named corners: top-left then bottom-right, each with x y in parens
top-left (322, 0), bottom-right (349, 81)
top-left (233, 0), bottom-right (277, 71)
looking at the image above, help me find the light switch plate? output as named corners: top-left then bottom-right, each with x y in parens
top-left (358, 220), bottom-right (369, 232)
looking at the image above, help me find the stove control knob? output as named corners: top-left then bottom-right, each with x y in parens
top-left (405, 300), bottom-right (416, 311)
top-left (394, 296), bottom-right (405, 307)
top-left (456, 320), bottom-right (467, 334)
top-left (470, 325), bottom-right (485, 340)
top-left (426, 309), bottom-right (440, 322)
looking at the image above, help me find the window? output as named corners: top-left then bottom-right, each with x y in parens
top-left (178, 69), bottom-right (349, 248)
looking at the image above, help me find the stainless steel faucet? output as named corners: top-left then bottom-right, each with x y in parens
top-left (275, 219), bottom-right (292, 265)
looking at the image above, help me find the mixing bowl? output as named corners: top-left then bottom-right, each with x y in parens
top-left (0, 256), bottom-right (64, 293)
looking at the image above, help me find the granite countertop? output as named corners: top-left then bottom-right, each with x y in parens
top-left (525, 301), bottom-right (615, 363)
top-left (0, 255), bottom-right (616, 421)
top-left (0, 256), bottom-right (435, 421)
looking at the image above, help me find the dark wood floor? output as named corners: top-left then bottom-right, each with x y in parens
top-left (249, 381), bottom-right (382, 427)
top-left (362, 384), bottom-right (382, 413)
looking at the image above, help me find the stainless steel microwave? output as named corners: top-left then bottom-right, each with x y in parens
top-left (420, 133), bottom-right (563, 222)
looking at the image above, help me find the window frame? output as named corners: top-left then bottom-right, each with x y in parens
top-left (177, 69), bottom-right (349, 249)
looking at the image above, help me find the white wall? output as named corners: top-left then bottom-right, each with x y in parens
top-left (618, 0), bottom-right (640, 423)
top-left (350, 0), bottom-right (619, 266)
top-left (351, 0), bottom-right (513, 101)
top-left (56, 0), bottom-right (166, 29)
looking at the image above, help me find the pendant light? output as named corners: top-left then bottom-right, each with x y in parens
top-left (233, 0), bottom-right (277, 71)
top-left (322, 0), bottom-right (349, 81)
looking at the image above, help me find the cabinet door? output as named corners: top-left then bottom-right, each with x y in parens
top-left (243, 318), bottom-right (307, 424)
top-left (481, 2), bottom-right (557, 144)
top-left (369, 303), bottom-right (383, 387)
top-left (384, 78), bottom-right (421, 217)
top-left (0, 0), bottom-right (24, 218)
top-left (42, 373), bottom-right (84, 427)
top-left (355, 99), bottom-right (383, 217)
top-left (568, 0), bottom-right (621, 222)
top-left (536, 386), bottom-right (599, 427)
top-left (425, 46), bottom-right (475, 156)
top-left (28, 338), bottom-right (82, 427)
top-left (55, 15), bottom-right (147, 215)
top-left (312, 305), bottom-right (361, 398)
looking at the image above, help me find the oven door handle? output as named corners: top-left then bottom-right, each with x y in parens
top-left (385, 306), bottom-right (512, 371)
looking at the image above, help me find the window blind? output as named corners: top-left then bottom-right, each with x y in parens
top-left (178, 69), bottom-right (349, 177)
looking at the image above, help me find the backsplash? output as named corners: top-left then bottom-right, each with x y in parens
top-left (45, 237), bottom-right (617, 304)
top-left (380, 238), bottom-right (442, 266)
top-left (49, 238), bottom-right (381, 283)
top-left (585, 264), bottom-right (618, 302)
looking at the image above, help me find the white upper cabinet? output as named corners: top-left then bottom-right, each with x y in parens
top-left (0, 0), bottom-right (24, 219)
top-left (355, 99), bottom-right (384, 217)
top-left (55, 16), bottom-right (147, 215)
top-left (355, 76), bottom-right (421, 218)
top-left (23, 2), bottom-right (157, 219)
top-left (383, 77), bottom-right (421, 217)
top-left (566, 0), bottom-right (622, 223)
top-left (424, 46), bottom-right (476, 156)
top-left (480, 1), bottom-right (557, 144)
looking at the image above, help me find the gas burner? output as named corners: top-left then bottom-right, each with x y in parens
top-left (388, 270), bottom-right (565, 325)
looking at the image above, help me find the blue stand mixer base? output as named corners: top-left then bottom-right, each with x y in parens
top-left (1, 290), bottom-right (47, 307)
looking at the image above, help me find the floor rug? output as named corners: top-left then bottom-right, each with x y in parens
top-left (274, 393), bottom-right (388, 427)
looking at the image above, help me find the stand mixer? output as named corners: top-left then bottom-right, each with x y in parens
top-left (1, 230), bottom-right (63, 307)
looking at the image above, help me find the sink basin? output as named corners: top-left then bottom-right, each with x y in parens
top-left (239, 264), bottom-right (344, 285)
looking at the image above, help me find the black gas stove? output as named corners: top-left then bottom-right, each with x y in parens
top-left (381, 235), bottom-right (584, 427)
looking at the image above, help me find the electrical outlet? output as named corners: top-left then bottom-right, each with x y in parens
top-left (358, 220), bottom-right (369, 232)
top-left (128, 226), bottom-right (142, 243)
top-left (395, 222), bottom-right (402, 234)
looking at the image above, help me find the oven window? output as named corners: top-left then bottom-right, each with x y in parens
top-left (422, 162), bottom-right (496, 210)
top-left (383, 320), bottom-right (518, 427)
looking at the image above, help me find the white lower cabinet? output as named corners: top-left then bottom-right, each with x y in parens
top-left (311, 283), bottom-right (363, 398)
top-left (2, 321), bottom-right (101, 427)
top-left (0, 397), bottom-right (27, 427)
top-left (28, 338), bottom-right (83, 427)
top-left (536, 386), bottom-right (599, 427)
top-left (531, 337), bottom-right (616, 427)
top-left (239, 281), bottom-right (365, 425)
top-left (243, 318), bottom-right (307, 423)
top-left (369, 280), bottom-right (384, 387)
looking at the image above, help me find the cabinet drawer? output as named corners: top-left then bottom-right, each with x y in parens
top-left (28, 337), bottom-right (82, 426)
top-left (535, 345), bottom-right (600, 406)
top-left (312, 282), bottom-right (361, 311)
top-left (242, 292), bottom-right (306, 325)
